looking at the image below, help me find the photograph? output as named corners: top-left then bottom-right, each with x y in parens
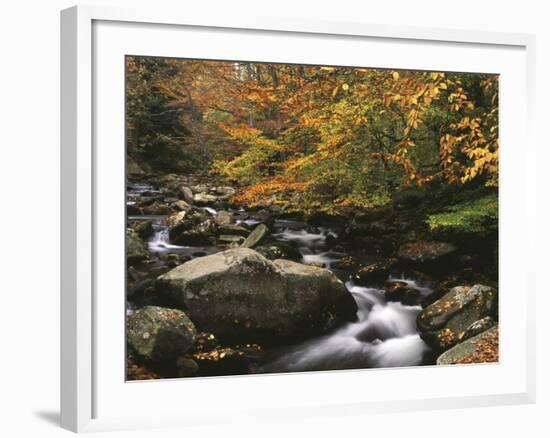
top-left (125, 56), bottom-right (499, 380)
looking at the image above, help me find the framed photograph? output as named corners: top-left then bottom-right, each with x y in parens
top-left (61, 5), bottom-right (536, 432)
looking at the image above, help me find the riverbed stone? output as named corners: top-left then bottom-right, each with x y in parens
top-left (214, 186), bottom-right (236, 196)
top-left (132, 219), bottom-right (154, 239)
top-left (436, 325), bottom-right (499, 365)
top-left (351, 259), bottom-right (395, 285)
top-left (215, 210), bottom-right (232, 226)
top-left (172, 200), bottom-right (192, 211)
top-left (417, 284), bottom-right (498, 350)
top-left (241, 224), bottom-right (269, 248)
top-left (127, 229), bottom-right (149, 264)
top-left (126, 306), bottom-right (197, 361)
top-left (460, 316), bottom-right (496, 342)
top-left (190, 184), bottom-right (209, 194)
top-left (167, 208), bottom-right (216, 245)
top-left (193, 193), bottom-right (219, 205)
top-left (177, 184), bottom-right (195, 204)
top-left (142, 202), bottom-right (172, 215)
top-left (385, 281), bottom-right (421, 306)
top-left (155, 248), bottom-right (357, 343)
top-left (255, 241), bottom-right (302, 261)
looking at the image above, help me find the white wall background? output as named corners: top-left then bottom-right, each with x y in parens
top-left (0, 0), bottom-right (546, 436)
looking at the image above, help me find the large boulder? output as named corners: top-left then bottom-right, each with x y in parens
top-left (437, 325), bottom-right (499, 365)
top-left (127, 229), bottom-right (148, 264)
top-left (155, 248), bottom-right (357, 343)
top-left (398, 240), bottom-right (457, 263)
top-left (126, 306), bottom-right (197, 361)
top-left (417, 284), bottom-right (498, 350)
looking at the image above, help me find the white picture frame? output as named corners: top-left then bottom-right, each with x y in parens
top-left (60, 4), bottom-right (537, 433)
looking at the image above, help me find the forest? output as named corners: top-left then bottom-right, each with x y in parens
top-left (125, 56), bottom-right (499, 380)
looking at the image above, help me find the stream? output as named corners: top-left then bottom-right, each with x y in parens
top-left (127, 180), bottom-right (434, 372)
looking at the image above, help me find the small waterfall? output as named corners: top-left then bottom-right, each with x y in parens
top-left (273, 226), bottom-right (341, 268)
top-left (273, 228), bottom-right (329, 248)
top-left (148, 221), bottom-right (188, 253)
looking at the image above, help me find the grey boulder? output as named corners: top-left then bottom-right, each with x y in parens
top-left (155, 248), bottom-right (357, 343)
top-left (417, 284), bottom-right (497, 350)
top-left (126, 305), bottom-right (197, 361)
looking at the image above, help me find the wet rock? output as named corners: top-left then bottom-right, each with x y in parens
top-left (167, 208), bottom-right (217, 246)
top-left (155, 248), bottom-right (357, 343)
top-left (437, 325), bottom-right (499, 365)
top-left (172, 200), bottom-right (192, 211)
top-left (127, 229), bottom-right (148, 264)
top-left (165, 253), bottom-right (186, 268)
top-left (398, 240), bottom-right (457, 263)
top-left (385, 281), bottom-right (421, 306)
top-left (193, 193), bottom-right (219, 205)
top-left (255, 241), bottom-right (302, 261)
top-left (174, 220), bottom-right (217, 246)
top-left (142, 202), bottom-right (172, 215)
top-left (190, 184), bottom-right (209, 194)
top-left (460, 316), bottom-right (496, 342)
top-left (132, 219), bottom-right (154, 239)
top-left (241, 224), bottom-right (269, 249)
top-left (417, 284), bottom-right (498, 350)
top-left (215, 210), bottom-right (232, 226)
top-left (214, 186), bottom-right (236, 197)
top-left (126, 306), bottom-right (197, 361)
top-left (177, 184), bottom-right (195, 204)
top-left (352, 259), bottom-right (395, 285)
top-left (176, 356), bottom-right (199, 377)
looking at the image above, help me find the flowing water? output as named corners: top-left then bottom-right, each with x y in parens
top-left (127, 180), bottom-right (433, 371)
top-left (262, 281), bottom-right (431, 372)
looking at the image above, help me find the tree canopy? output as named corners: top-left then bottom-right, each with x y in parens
top-left (126, 56), bottom-right (498, 214)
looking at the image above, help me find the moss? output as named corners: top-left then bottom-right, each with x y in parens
top-left (426, 194), bottom-right (498, 235)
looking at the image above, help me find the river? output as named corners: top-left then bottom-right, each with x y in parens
top-left (127, 180), bottom-right (435, 373)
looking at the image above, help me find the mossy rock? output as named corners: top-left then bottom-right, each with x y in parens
top-left (127, 306), bottom-right (197, 362)
top-left (127, 229), bottom-right (149, 264)
top-left (437, 325), bottom-right (499, 365)
top-left (155, 248), bottom-right (357, 343)
top-left (417, 284), bottom-right (498, 351)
